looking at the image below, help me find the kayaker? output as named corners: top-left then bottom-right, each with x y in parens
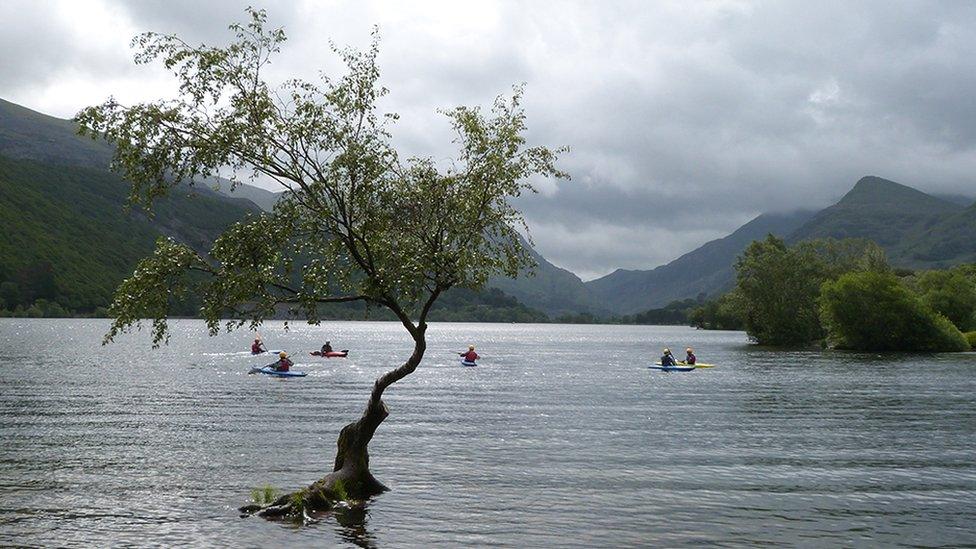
top-left (459, 345), bottom-right (479, 363)
top-left (685, 347), bottom-right (697, 365)
top-left (251, 338), bottom-right (265, 355)
top-left (661, 348), bottom-right (676, 366)
top-left (271, 351), bottom-right (293, 372)
top-left (321, 341), bottom-right (334, 354)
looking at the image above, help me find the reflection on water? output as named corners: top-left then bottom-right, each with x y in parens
top-left (332, 504), bottom-right (376, 549)
top-left (1, 319), bottom-right (975, 547)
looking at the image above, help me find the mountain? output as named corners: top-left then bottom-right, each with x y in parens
top-left (0, 99), bottom-right (263, 313)
top-left (0, 155), bottom-right (258, 311)
top-left (586, 210), bottom-right (814, 314)
top-left (489, 235), bottom-right (607, 317)
top-left (589, 176), bottom-right (971, 317)
top-left (212, 179), bottom-right (282, 212)
top-left (785, 175), bottom-right (976, 271)
top-left (787, 176), bottom-right (962, 247)
top-left (933, 193), bottom-right (976, 208)
top-left (0, 98), bottom-right (563, 320)
top-left (0, 98), bottom-right (111, 168)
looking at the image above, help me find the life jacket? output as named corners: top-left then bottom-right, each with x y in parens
top-left (276, 358), bottom-right (292, 372)
top-left (251, 342), bottom-right (263, 353)
top-left (462, 350), bottom-right (479, 362)
top-left (661, 354), bottom-right (676, 366)
top-left (686, 353), bottom-right (696, 365)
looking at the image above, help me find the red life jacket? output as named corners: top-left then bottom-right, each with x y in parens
top-left (251, 342), bottom-right (263, 353)
top-left (462, 351), bottom-right (479, 361)
top-left (277, 359), bottom-right (292, 372)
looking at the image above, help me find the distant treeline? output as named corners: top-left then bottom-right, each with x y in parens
top-left (692, 235), bottom-right (976, 351)
top-left (554, 297), bottom-right (708, 325)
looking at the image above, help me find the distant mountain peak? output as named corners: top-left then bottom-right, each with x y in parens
top-left (839, 175), bottom-right (954, 209)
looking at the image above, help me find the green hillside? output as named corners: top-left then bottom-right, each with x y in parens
top-left (0, 98), bottom-right (111, 168)
top-left (894, 202), bottom-right (976, 267)
top-left (0, 98), bottom-right (261, 314)
top-left (0, 154), bottom-right (257, 312)
top-left (0, 98), bottom-right (553, 321)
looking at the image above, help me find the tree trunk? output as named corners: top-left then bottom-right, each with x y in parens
top-left (241, 327), bottom-right (427, 519)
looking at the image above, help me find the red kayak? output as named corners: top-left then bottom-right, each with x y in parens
top-left (309, 350), bottom-right (349, 358)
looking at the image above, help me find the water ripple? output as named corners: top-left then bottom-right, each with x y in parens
top-left (1, 320), bottom-right (975, 547)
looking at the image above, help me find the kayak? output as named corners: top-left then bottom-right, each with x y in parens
top-left (253, 349), bottom-right (285, 356)
top-left (654, 362), bottom-right (715, 368)
top-left (648, 365), bottom-right (696, 372)
top-left (309, 350), bottom-right (349, 358)
top-left (460, 359), bottom-right (478, 367)
top-left (250, 366), bottom-right (307, 377)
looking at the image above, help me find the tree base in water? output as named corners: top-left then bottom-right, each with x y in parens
top-left (240, 400), bottom-right (391, 521)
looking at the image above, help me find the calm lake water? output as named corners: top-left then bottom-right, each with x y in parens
top-left (1, 318), bottom-right (975, 547)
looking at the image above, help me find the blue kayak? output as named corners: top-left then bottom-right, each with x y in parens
top-left (647, 365), bottom-right (695, 372)
top-left (460, 359), bottom-right (478, 367)
top-left (250, 366), bottom-right (307, 377)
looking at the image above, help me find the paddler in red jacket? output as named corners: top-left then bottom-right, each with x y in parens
top-left (251, 337), bottom-right (265, 354)
top-left (459, 345), bottom-right (479, 363)
top-left (271, 351), bottom-right (293, 372)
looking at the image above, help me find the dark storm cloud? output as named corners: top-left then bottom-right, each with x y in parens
top-left (2, 0), bottom-right (976, 278)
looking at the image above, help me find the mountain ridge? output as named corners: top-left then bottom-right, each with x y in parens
top-left (788, 175), bottom-right (961, 247)
top-left (586, 210), bottom-right (815, 314)
top-left (0, 97), bottom-right (585, 318)
top-left (6, 96), bottom-right (975, 320)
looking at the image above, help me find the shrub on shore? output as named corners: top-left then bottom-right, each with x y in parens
top-left (820, 271), bottom-right (969, 352)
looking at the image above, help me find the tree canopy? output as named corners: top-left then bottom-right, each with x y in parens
top-left (820, 270), bottom-right (969, 351)
top-left (732, 235), bottom-right (829, 345)
top-left (76, 9), bottom-right (566, 346)
top-left (731, 236), bottom-right (889, 346)
top-left (911, 267), bottom-right (976, 332)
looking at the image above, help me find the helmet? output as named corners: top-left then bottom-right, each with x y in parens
top-left (663, 348), bottom-right (670, 353)
top-left (686, 348), bottom-right (693, 353)
top-left (468, 345), bottom-right (475, 350)
top-left (279, 351), bottom-right (288, 358)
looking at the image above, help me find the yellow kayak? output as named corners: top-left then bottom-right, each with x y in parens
top-left (654, 361), bottom-right (715, 368)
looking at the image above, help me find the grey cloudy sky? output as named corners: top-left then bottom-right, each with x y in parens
top-left (2, 0), bottom-right (975, 280)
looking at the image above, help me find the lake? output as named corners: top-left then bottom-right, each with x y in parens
top-left (1, 318), bottom-right (975, 547)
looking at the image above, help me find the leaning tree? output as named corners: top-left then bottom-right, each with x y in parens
top-left (77, 9), bottom-right (565, 518)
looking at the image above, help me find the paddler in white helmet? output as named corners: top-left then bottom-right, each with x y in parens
top-left (459, 345), bottom-right (479, 364)
top-left (660, 347), bottom-right (677, 366)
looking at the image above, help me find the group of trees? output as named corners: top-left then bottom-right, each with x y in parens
top-left (0, 261), bottom-right (64, 316)
top-left (702, 235), bottom-right (974, 351)
top-left (688, 293), bottom-right (744, 330)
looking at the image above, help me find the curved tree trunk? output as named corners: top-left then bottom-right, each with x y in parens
top-left (242, 325), bottom-right (427, 519)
